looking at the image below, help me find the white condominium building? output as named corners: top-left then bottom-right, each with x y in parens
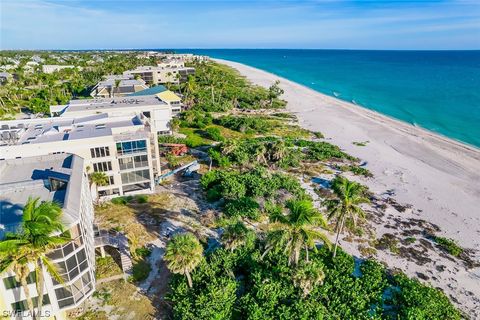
top-left (42, 65), bottom-right (81, 74)
top-left (0, 154), bottom-right (95, 319)
top-left (0, 96), bottom-right (173, 197)
top-left (123, 65), bottom-right (195, 85)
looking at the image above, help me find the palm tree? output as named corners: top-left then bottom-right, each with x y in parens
top-left (221, 139), bottom-right (239, 156)
top-left (253, 143), bottom-right (268, 165)
top-left (268, 140), bottom-right (287, 162)
top-left (324, 176), bottom-right (370, 258)
top-left (89, 171), bottom-right (109, 201)
top-left (222, 221), bottom-right (252, 252)
top-left (0, 198), bottom-right (69, 318)
top-left (293, 261), bottom-right (325, 297)
top-left (113, 79), bottom-right (121, 98)
top-left (164, 233), bottom-right (203, 288)
top-left (262, 200), bottom-right (331, 266)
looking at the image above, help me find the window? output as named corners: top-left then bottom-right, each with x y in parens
top-left (121, 169), bottom-right (150, 184)
top-left (90, 146), bottom-right (110, 158)
top-left (11, 295), bottom-right (50, 312)
top-left (49, 177), bottom-right (68, 191)
top-left (116, 139), bottom-right (147, 155)
top-left (3, 272), bottom-right (36, 289)
top-left (119, 155), bottom-right (148, 170)
top-left (93, 161), bottom-right (112, 172)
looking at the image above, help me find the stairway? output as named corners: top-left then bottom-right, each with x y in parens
top-left (94, 226), bottom-right (133, 276)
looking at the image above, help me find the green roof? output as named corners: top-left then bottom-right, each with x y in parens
top-left (128, 85), bottom-right (167, 96)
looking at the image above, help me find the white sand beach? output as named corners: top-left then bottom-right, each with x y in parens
top-left (216, 59), bottom-right (480, 316)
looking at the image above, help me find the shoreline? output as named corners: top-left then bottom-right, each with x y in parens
top-left (214, 58), bottom-right (480, 316)
top-left (215, 58), bottom-right (480, 155)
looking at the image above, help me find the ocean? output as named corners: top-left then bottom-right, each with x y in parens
top-left (176, 49), bottom-right (480, 148)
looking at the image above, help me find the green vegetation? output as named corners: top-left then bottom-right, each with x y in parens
top-left (129, 246), bottom-right (152, 283)
top-left (216, 115), bottom-right (277, 134)
top-left (111, 194), bottom-right (148, 205)
top-left (200, 167), bottom-right (306, 205)
top-left (164, 233), bottom-right (204, 288)
top-left (388, 273), bottom-right (461, 319)
top-left (0, 51), bottom-right (161, 118)
top-left (95, 256), bottom-right (123, 279)
top-left (207, 137), bottom-right (355, 170)
top-left (434, 236), bottom-right (463, 257)
top-left (171, 61), bottom-right (286, 112)
top-left (324, 176), bottom-right (370, 257)
top-left (353, 141), bottom-right (370, 146)
top-left (158, 135), bottom-right (187, 145)
top-left (204, 126), bottom-right (225, 142)
top-left (167, 237), bottom-right (460, 320)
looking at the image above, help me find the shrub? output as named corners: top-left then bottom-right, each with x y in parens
top-left (135, 195), bottom-right (148, 203)
top-left (185, 134), bottom-right (204, 148)
top-left (111, 197), bottom-right (128, 205)
top-left (434, 236), bottom-right (463, 257)
top-left (180, 109), bottom-right (213, 128)
top-left (388, 274), bottom-right (461, 319)
top-left (208, 149), bottom-right (231, 167)
top-left (217, 115), bottom-right (273, 133)
top-left (348, 165), bottom-right (373, 177)
top-left (158, 135), bottom-right (186, 144)
top-left (224, 197), bottom-right (260, 220)
top-left (312, 131), bottom-right (324, 139)
top-left (129, 259), bottom-right (151, 282)
top-left (205, 127), bottom-right (225, 142)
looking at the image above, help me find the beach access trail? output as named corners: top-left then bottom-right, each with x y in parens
top-left (215, 58), bottom-right (480, 316)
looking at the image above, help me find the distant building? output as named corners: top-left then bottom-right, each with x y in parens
top-left (129, 85), bottom-right (183, 115)
top-left (0, 153), bottom-right (95, 319)
top-left (42, 65), bottom-right (81, 74)
top-left (0, 72), bottom-right (12, 85)
top-left (90, 75), bottom-right (148, 98)
top-left (124, 65), bottom-right (195, 85)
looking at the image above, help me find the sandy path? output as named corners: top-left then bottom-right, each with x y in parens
top-left (215, 58), bottom-right (480, 316)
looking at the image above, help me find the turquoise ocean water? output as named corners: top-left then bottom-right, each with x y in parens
top-left (176, 49), bottom-right (480, 147)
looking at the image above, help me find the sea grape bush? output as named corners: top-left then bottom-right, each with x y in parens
top-left (167, 240), bottom-right (459, 320)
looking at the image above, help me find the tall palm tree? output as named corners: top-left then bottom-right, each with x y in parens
top-left (324, 176), bottom-right (370, 258)
top-left (89, 171), bottom-right (109, 201)
top-left (164, 233), bottom-right (203, 288)
top-left (222, 221), bottom-right (252, 252)
top-left (262, 200), bottom-right (331, 266)
top-left (293, 261), bottom-right (325, 297)
top-left (0, 198), bottom-right (69, 318)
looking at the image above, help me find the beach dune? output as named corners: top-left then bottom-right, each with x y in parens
top-left (216, 58), bottom-right (480, 316)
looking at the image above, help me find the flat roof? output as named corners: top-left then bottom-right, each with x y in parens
top-left (63, 95), bottom-right (167, 113)
top-left (128, 85), bottom-right (167, 97)
top-left (0, 154), bottom-right (85, 238)
top-left (0, 113), bottom-right (144, 146)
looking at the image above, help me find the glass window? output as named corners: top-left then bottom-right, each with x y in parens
top-left (66, 254), bottom-right (77, 271)
top-left (81, 272), bottom-right (92, 288)
top-left (58, 297), bottom-right (74, 308)
top-left (11, 295), bottom-right (50, 312)
top-left (63, 242), bottom-right (74, 257)
top-left (76, 249), bottom-right (86, 264)
top-left (3, 272), bottom-right (36, 289)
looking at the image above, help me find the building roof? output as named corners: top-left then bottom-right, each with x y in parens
top-left (128, 85), bottom-right (167, 97)
top-left (157, 90), bottom-right (181, 102)
top-left (0, 113), bottom-right (144, 146)
top-left (0, 153), bottom-right (86, 238)
top-left (52, 95), bottom-right (167, 115)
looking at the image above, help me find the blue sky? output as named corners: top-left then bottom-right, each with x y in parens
top-left (1, 0), bottom-right (479, 50)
